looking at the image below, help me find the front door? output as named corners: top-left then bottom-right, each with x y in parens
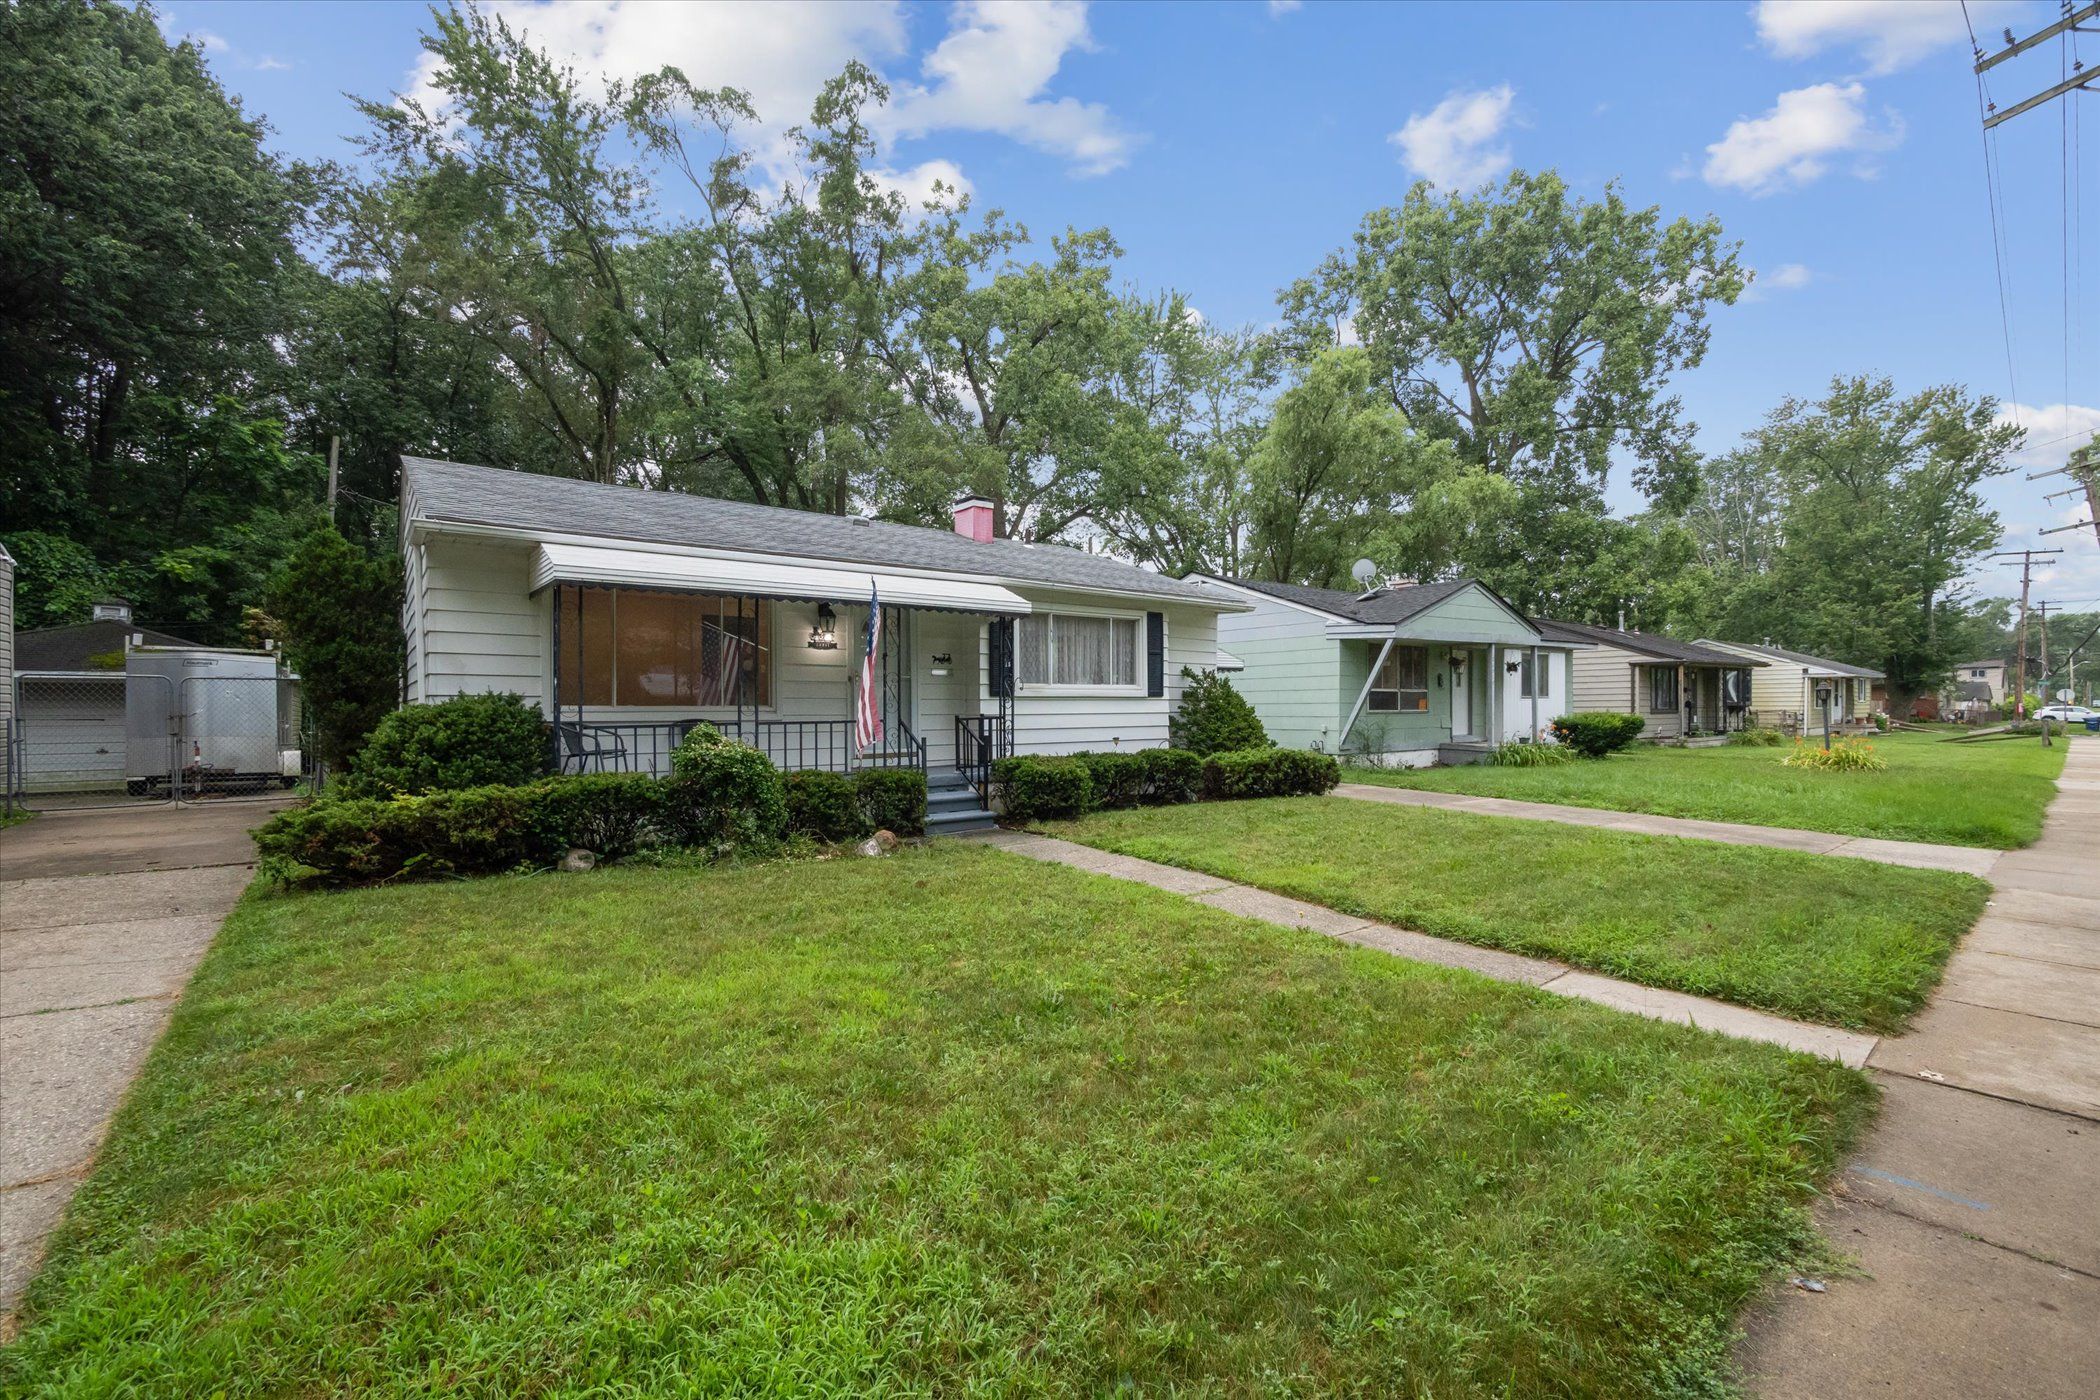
top-left (913, 612), bottom-right (980, 771)
top-left (1449, 647), bottom-right (1475, 739)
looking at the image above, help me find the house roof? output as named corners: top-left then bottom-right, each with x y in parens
top-left (1954, 658), bottom-right (2008, 670)
top-left (1696, 639), bottom-right (1885, 679)
top-left (17, 621), bottom-right (201, 672)
top-left (1531, 619), bottom-right (1759, 666)
top-left (401, 456), bottom-right (1240, 610)
top-left (1203, 575), bottom-right (1507, 627)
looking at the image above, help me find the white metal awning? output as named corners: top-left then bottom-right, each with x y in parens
top-left (528, 543), bottom-right (1032, 614)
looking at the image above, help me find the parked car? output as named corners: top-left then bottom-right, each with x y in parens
top-left (2035, 703), bottom-right (2096, 725)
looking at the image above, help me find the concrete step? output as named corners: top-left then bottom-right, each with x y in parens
top-left (927, 806), bottom-right (997, 835)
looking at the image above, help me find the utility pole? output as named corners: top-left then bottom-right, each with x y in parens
top-left (326, 435), bottom-right (340, 522)
top-left (2031, 440), bottom-right (2100, 548)
top-left (1973, 3), bottom-right (2099, 129)
top-left (1990, 549), bottom-right (2062, 718)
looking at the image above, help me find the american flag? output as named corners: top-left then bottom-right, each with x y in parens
top-left (701, 622), bottom-right (744, 706)
top-left (855, 581), bottom-right (883, 751)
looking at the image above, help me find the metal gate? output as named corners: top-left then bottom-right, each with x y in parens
top-left (7, 670), bottom-right (307, 814)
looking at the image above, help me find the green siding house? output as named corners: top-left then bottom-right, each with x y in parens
top-left (1193, 576), bottom-right (1580, 766)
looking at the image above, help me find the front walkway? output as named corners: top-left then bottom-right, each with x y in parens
top-left (974, 829), bottom-right (1876, 1065)
top-left (1333, 782), bottom-right (2004, 877)
top-left (0, 802), bottom-right (276, 1332)
top-left (1735, 739), bottom-right (2100, 1398)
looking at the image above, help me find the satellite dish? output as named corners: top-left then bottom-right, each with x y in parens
top-left (1351, 558), bottom-right (1378, 587)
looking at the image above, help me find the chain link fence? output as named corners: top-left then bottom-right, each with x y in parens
top-left (7, 670), bottom-right (307, 813)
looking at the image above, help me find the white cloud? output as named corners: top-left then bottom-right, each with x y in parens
top-left (884, 1), bottom-right (1135, 176)
top-left (1740, 261), bottom-right (1813, 301)
top-left (1267, 0), bottom-right (1304, 14)
top-left (1389, 84), bottom-right (1516, 190)
top-left (1702, 82), bottom-right (1902, 195)
top-left (1753, 0), bottom-right (2017, 76)
top-left (403, 1), bottom-right (1133, 182)
top-left (255, 55), bottom-right (293, 72)
top-left (866, 158), bottom-right (974, 210)
top-left (1995, 402), bottom-right (2100, 469)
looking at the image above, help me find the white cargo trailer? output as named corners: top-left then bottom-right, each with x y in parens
top-left (126, 646), bottom-right (301, 793)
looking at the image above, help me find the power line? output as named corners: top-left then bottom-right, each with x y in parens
top-left (1964, 1), bottom-right (2023, 420)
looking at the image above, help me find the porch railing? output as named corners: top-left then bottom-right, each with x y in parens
top-left (955, 715), bottom-right (1009, 804)
top-left (552, 717), bottom-right (926, 777)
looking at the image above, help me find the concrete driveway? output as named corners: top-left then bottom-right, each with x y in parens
top-left (0, 801), bottom-right (280, 1331)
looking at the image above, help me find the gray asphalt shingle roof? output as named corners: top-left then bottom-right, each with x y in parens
top-left (1532, 619), bottom-right (1759, 667)
top-left (402, 457), bottom-right (1239, 609)
top-left (1698, 639), bottom-right (1884, 679)
top-left (1208, 575), bottom-right (1495, 627)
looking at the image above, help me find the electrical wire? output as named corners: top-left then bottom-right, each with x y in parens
top-left (1963, 0), bottom-right (2023, 425)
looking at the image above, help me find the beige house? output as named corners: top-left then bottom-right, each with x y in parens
top-left (1949, 658), bottom-right (2011, 712)
top-left (1694, 640), bottom-right (1884, 734)
top-left (1535, 620), bottom-right (1759, 742)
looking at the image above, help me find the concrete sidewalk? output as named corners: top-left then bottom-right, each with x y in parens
top-left (0, 802), bottom-right (275, 1331)
top-left (974, 829), bottom-right (1878, 1066)
top-left (1334, 782), bottom-right (2006, 878)
top-left (1734, 739), bottom-right (2100, 1399)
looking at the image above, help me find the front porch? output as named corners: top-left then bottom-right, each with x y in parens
top-left (544, 577), bottom-right (1019, 803)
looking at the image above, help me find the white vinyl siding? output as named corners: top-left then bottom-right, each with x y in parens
top-left (1501, 649), bottom-right (1571, 743)
top-left (999, 598), bottom-right (1217, 755)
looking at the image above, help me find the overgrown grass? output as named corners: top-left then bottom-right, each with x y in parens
top-left (1043, 797), bottom-right (1986, 1032)
top-left (3, 849), bottom-right (1874, 1396)
top-left (1345, 730), bottom-right (2068, 848)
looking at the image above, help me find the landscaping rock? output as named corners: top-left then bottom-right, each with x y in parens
top-left (854, 830), bottom-right (900, 858)
top-left (559, 848), bottom-right (597, 872)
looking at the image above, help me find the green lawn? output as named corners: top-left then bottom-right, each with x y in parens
top-left (1042, 797), bottom-right (1987, 1032)
top-left (1341, 730), bottom-right (2068, 848)
top-left (3, 848), bottom-right (1873, 1396)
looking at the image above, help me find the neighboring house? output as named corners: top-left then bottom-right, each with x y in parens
top-left (1947, 659), bottom-right (2010, 711)
top-left (1189, 574), bottom-right (1575, 766)
top-left (1533, 620), bottom-right (1761, 742)
top-left (398, 457), bottom-right (1248, 814)
top-left (1694, 640), bottom-right (1885, 733)
top-left (12, 605), bottom-right (204, 794)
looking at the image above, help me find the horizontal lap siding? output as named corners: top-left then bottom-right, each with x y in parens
top-left (1008, 598), bottom-right (1217, 755)
top-left (1500, 648), bottom-right (1571, 742)
top-left (1214, 591), bottom-right (1342, 750)
top-left (420, 540), bottom-right (544, 706)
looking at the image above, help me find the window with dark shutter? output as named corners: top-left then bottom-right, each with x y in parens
top-left (1146, 612), bottom-right (1165, 697)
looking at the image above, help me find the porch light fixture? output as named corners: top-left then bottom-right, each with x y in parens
top-left (808, 602), bottom-right (839, 650)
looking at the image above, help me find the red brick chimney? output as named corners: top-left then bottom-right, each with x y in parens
top-left (951, 495), bottom-right (994, 542)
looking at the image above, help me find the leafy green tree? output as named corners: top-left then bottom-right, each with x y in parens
top-left (1280, 170), bottom-right (1744, 510)
top-left (266, 528), bottom-right (404, 771)
top-left (1724, 376), bottom-right (2020, 711)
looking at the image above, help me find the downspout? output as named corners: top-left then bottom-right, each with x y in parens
top-left (1339, 633), bottom-right (1399, 757)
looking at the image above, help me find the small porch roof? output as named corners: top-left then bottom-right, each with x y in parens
top-left (529, 542), bottom-right (1032, 615)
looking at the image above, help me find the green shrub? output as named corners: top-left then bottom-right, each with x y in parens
top-left (853, 768), bottom-right (927, 837)
top-left (995, 756), bottom-right (1092, 823)
top-left (1490, 741), bottom-right (1576, 767)
top-left (1170, 666), bottom-right (1270, 755)
top-left (1549, 712), bottom-right (1646, 758)
top-left (1728, 726), bottom-right (1785, 747)
top-left (256, 783), bottom-right (566, 887)
top-left (1069, 750), bottom-right (1146, 809)
top-left (1139, 747), bottom-right (1203, 804)
top-left (1201, 747), bottom-right (1341, 800)
top-left (1783, 737), bottom-right (1888, 772)
top-left (342, 693), bottom-right (549, 797)
top-left (785, 770), bottom-right (870, 843)
top-left (667, 741), bottom-right (788, 851)
top-left (541, 772), bottom-right (669, 859)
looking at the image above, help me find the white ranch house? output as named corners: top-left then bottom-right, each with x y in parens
top-left (398, 458), bottom-right (1247, 818)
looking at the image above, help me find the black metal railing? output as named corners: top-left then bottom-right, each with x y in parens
top-left (553, 717), bottom-right (927, 777)
top-left (956, 715), bottom-right (996, 803)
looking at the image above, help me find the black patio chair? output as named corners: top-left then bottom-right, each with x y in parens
top-left (557, 722), bottom-right (626, 774)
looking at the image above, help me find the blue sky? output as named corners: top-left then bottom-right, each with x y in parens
top-left (162, 0), bottom-right (2097, 605)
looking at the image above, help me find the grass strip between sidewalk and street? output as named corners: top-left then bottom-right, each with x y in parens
top-left (1040, 795), bottom-right (1989, 1033)
top-left (3, 846), bottom-right (1872, 1397)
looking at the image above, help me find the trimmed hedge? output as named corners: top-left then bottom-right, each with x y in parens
top-left (853, 768), bottom-right (927, 837)
top-left (784, 770), bottom-right (870, 843)
top-left (257, 783), bottom-right (568, 887)
top-left (1065, 750), bottom-right (1146, 809)
top-left (1549, 712), bottom-right (1647, 758)
top-left (994, 756), bottom-right (1093, 823)
top-left (1139, 747), bottom-right (1203, 805)
top-left (1200, 746), bottom-right (1340, 800)
top-left (340, 693), bottom-right (550, 797)
top-left (670, 737), bottom-right (788, 851)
